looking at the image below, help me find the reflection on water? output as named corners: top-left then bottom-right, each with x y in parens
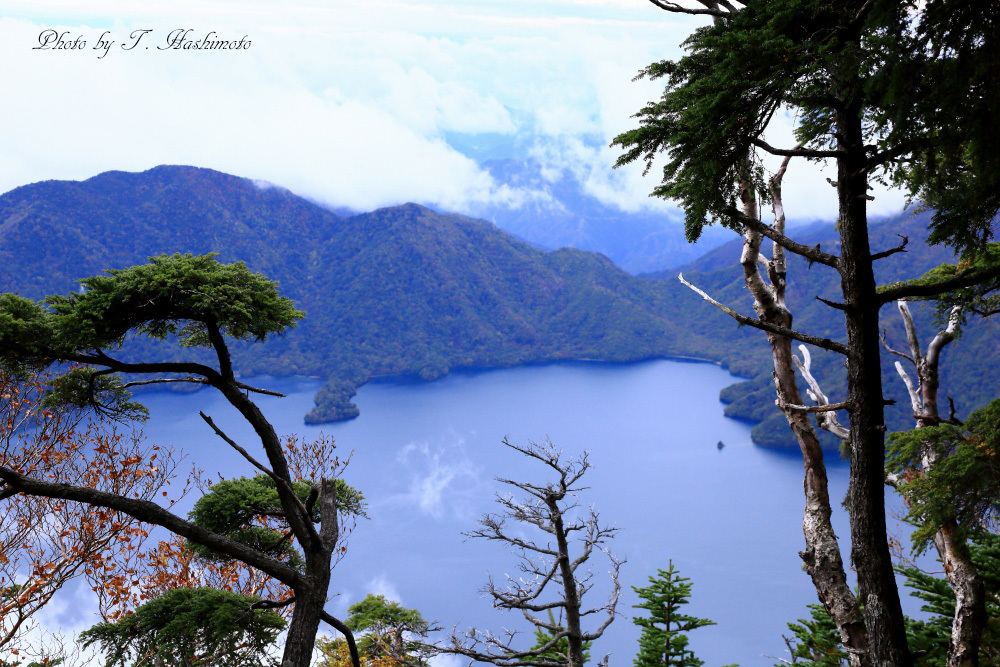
top-left (131, 359), bottom-right (904, 667)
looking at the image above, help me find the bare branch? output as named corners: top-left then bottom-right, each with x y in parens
top-left (0, 464), bottom-right (303, 588)
top-left (870, 235), bottom-right (909, 262)
top-left (893, 361), bottom-right (922, 414)
top-left (679, 273), bottom-right (849, 354)
top-left (122, 377), bottom-right (210, 389)
top-left (443, 441), bottom-right (621, 667)
top-left (879, 329), bottom-right (915, 364)
top-left (752, 138), bottom-right (845, 159)
top-left (199, 412), bottom-right (278, 481)
top-left (321, 611), bottom-right (361, 667)
top-left (725, 207), bottom-right (841, 269)
top-left (897, 301), bottom-right (923, 366)
top-left (815, 296), bottom-right (849, 311)
top-left (792, 345), bottom-right (851, 440)
top-left (777, 400), bottom-right (851, 413)
top-left (646, 0), bottom-right (729, 17)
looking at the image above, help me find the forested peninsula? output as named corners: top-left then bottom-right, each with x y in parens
top-left (2, 165), bottom-right (996, 445)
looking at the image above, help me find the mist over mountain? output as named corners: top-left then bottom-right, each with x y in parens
top-left (464, 158), bottom-right (733, 273)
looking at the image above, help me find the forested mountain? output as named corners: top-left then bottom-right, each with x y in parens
top-left (653, 210), bottom-right (1000, 447)
top-left (0, 165), bottom-right (717, 423)
top-left (3, 166), bottom-right (995, 444)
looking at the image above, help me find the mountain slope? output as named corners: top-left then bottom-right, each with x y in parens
top-left (649, 210), bottom-right (1000, 447)
top-left (0, 166), bottom-right (716, 423)
top-left (466, 158), bottom-right (732, 273)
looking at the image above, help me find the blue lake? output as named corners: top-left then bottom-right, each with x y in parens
top-left (130, 358), bottom-right (910, 666)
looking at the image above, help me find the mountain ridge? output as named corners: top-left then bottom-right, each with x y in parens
top-left (4, 165), bottom-right (995, 445)
top-left (0, 165), bottom-right (717, 424)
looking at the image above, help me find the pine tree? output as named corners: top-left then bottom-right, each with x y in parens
top-left (631, 562), bottom-right (724, 667)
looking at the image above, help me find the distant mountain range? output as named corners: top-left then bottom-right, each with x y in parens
top-left (465, 158), bottom-right (732, 273)
top-left (2, 165), bottom-right (996, 445)
top-left (0, 165), bottom-right (719, 424)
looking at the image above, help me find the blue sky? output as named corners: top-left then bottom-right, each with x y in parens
top-left (2, 1), bottom-right (907, 223)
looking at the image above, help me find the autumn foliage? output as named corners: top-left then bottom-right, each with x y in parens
top-left (0, 372), bottom-right (179, 653)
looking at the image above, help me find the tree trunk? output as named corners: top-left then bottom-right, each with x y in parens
top-left (549, 494), bottom-right (586, 667)
top-left (934, 524), bottom-right (986, 667)
top-left (895, 302), bottom-right (987, 667)
top-left (282, 565), bottom-right (333, 667)
top-left (737, 179), bottom-right (870, 666)
top-left (772, 329), bottom-right (870, 666)
top-left (836, 100), bottom-right (911, 667)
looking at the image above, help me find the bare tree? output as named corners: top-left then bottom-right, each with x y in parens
top-left (441, 439), bottom-right (622, 667)
top-left (794, 298), bottom-right (990, 667)
top-left (679, 157), bottom-right (869, 666)
top-left (880, 303), bottom-right (986, 667)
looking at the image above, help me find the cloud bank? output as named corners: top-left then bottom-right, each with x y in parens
top-left (3, 1), bottom-right (907, 231)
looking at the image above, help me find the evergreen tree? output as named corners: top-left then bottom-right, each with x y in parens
top-left (525, 611), bottom-right (593, 666)
top-left (781, 604), bottom-right (849, 667)
top-left (781, 531), bottom-right (1000, 667)
top-left (631, 562), bottom-right (724, 667)
top-left (79, 587), bottom-right (286, 667)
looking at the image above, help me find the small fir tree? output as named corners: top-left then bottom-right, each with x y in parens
top-left (524, 610), bottom-right (592, 666)
top-left (780, 604), bottom-right (849, 667)
top-left (632, 562), bottom-right (723, 667)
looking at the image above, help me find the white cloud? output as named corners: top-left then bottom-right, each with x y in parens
top-left (1, 2), bottom-right (909, 229)
top-left (395, 438), bottom-right (482, 519)
top-left (367, 574), bottom-right (404, 604)
top-left (0, 3), bottom-right (707, 215)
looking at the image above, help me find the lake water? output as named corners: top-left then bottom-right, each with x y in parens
top-left (126, 359), bottom-right (910, 666)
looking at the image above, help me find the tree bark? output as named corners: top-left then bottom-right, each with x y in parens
top-left (836, 97), bottom-right (912, 667)
top-left (893, 303), bottom-right (986, 667)
top-left (737, 177), bottom-right (870, 667)
top-left (283, 572), bottom-right (332, 667)
top-left (548, 492), bottom-right (586, 667)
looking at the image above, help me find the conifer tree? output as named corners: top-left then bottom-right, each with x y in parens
top-left (631, 562), bottom-right (722, 667)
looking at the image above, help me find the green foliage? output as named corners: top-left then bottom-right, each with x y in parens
top-left (41, 367), bottom-right (149, 422)
top-left (525, 610), bottom-right (591, 666)
top-left (0, 294), bottom-right (53, 375)
top-left (897, 532), bottom-right (1000, 667)
top-left (0, 253), bottom-right (303, 422)
top-left (45, 253), bottom-right (303, 351)
top-left (612, 0), bottom-right (879, 241)
top-left (780, 604), bottom-right (847, 667)
top-left (79, 587), bottom-right (285, 667)
top-left (783, 531), bottom-right (1000, 667)
top-left (341, 594), bottom-right (430, 664)
top-left (886, 399), bottom-right (1000, 552)
top-left (632, 562), bottom-right (724, 667)
top-left (881, 1), bottom-right (1000, 253)
top-left (878, 243), bottom-right (1000, 328)
top-left (0, 254), bottom-right (301, 368)
top-left (187, 474), bottom-right (367, 564)
top-left (613, 0), bottom-right (998, 254)
top-left (345, 594), bottom-right (428, 634)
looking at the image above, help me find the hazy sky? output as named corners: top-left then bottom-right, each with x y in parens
top-left (2, 0), bottom-right (907, 221)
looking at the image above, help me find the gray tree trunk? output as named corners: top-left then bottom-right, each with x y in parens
top-left (737, 171), bottom-right (870, 667)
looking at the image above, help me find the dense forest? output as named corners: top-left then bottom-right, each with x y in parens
top-left (2, 166), bottom-right (996, 445)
